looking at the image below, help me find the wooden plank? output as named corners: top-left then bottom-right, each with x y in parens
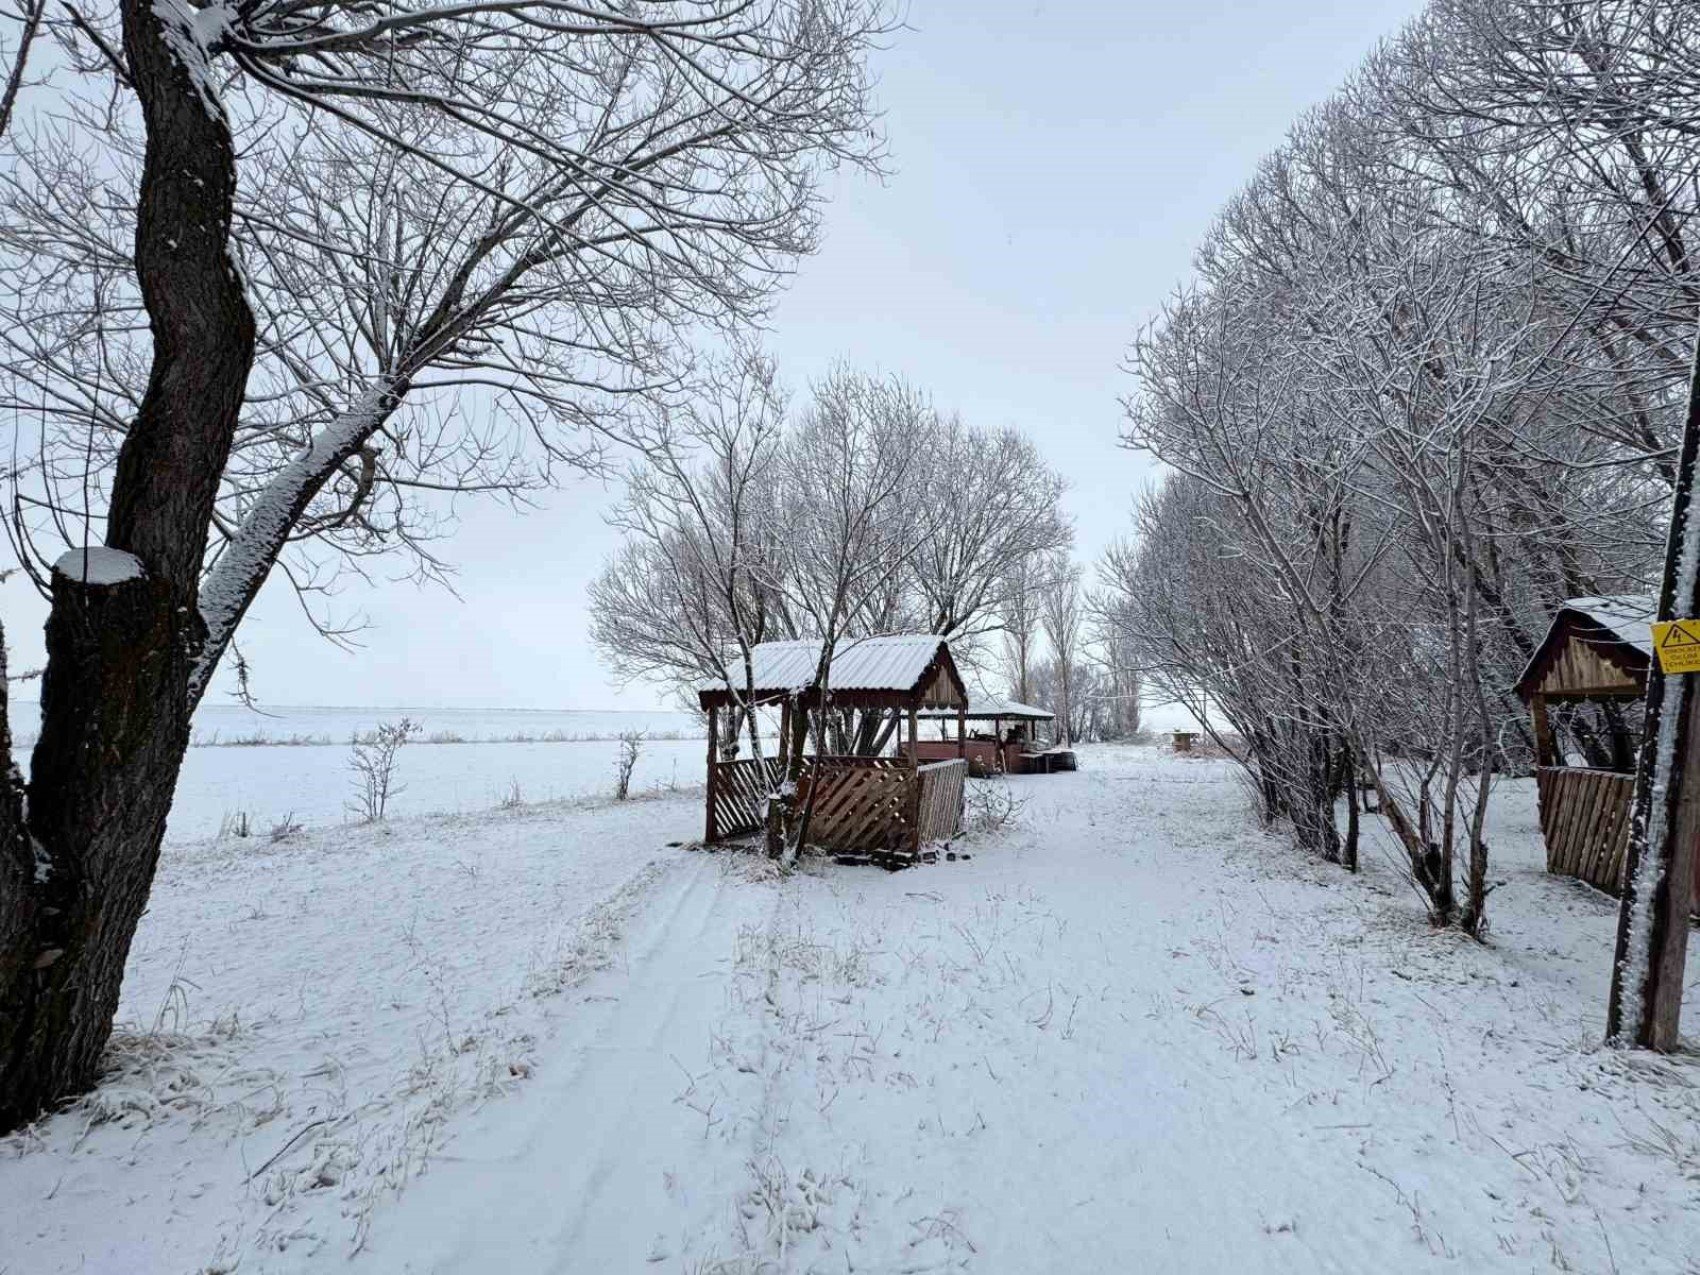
top-left (1539, 768), bottom-right (1642, 896)
top-left (1548, 771), bottom-right (1582, 873)
top-left (1594, 775), bottom-right (1632, 889)
top-left (1535, 768), bottom-right (1557, 870)
top-left (1599, 775), bottom-right (1636, 892)
top-left (1574, 772), bottom-right (1611, 884)
top-left (1589, 774), bottom-right (1628, 889)
top-left (1557, 771), bottom-right (1594, 874)
top-left (1589, 775), bottom-right (1623, 887)
top-left (914, 759), bottom-right (967, 844)
top-left (710, 755), bottom-right (785, 840)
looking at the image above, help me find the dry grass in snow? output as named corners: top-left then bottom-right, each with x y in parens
top-left (0, 791), bottom-right (697, 1273)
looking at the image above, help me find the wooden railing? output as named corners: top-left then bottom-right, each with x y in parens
top-left (1537, 766), bottom-right (1633, 895)
top-left (804, 757), bottom-right (915, 855)
top-left (707, 756), bottom-right (783, 841)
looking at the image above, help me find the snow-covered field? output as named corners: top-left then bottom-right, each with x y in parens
top-left (5, 743), bottom-right (1700, 1273)
top-left (8, 705), bottom-right (704, 842)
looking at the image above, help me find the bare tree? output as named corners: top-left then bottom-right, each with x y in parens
top-left (1040, 555), bottom-right (1082, 748)
top-left (0, 0), bottom-right (888, 1130)
top-left (999, 555), bottom-right (1042, 705)
top-left (761, 369), bottom-right (933, 863)
top-left (0, 0), bottom-right (43, 139)
top-left (908, 417), bottom-right (1070, 639)
top-left (591, 348), bottom-right (792, 752)
top-left (590, 362), bottom-right (1070, 767)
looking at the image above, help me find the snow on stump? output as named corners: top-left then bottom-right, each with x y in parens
top-left (52, 547), bottom-right (147, 586)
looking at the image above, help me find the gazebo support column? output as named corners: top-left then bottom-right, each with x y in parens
top-left (1530, 694), bottom-right (1554, 768)
top-left (705, 704), bottom-right (719, 844)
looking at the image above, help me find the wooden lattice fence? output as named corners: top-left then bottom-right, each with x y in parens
top-left (804, 757), bottom-right (916, 856)
top-left (708, 756), bottom-right (783, 841)
top-left (705, 753), bottom-right (966, 862)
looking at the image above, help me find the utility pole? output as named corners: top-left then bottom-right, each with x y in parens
top-left (1606, 322), bottom-right (1700, 1050)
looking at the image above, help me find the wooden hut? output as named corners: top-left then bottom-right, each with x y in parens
top-left (1515, 596), bottom-right (1655, 897)
top-left (912, 697), bottom-right (1063, 776)
top-left (698, 635), bottom-right (969, 862)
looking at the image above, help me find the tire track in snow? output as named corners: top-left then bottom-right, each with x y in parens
top-left (354, 851), bottom-right (781, 1273)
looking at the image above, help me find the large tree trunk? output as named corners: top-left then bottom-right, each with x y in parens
top-left (0, 626), bottom-right (40, 1107)
top-left (0, 0), bottom-right (255, 1132)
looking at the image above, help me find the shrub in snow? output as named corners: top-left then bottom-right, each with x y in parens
top-left (964, 778), bottom-right (1025, 835)
top-left (347, 719), bottom-right (418, 823)
top-left (614, 731), bottom-right (644, 801)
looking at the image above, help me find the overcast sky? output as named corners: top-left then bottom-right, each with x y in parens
top-left (2, 0), bottom-right (1422, 714)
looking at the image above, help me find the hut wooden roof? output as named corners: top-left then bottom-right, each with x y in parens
top-left (1514, 595), bottom-right (1654, 701)
top-left (697, 635), bottom-right (966, 710)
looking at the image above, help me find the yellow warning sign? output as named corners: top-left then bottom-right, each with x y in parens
top-left (1652, 619), bottom-right (1700, 674)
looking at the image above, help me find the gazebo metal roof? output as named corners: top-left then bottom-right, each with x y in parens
top-left (697, 635), bottom-right (966, 711)
top-left (918, 695), bottom-right (1052, 721)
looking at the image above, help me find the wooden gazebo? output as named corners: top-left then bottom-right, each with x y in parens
top-left (912, 697), bottom-right (1060, 776)
top-left (1515, 596), bottom-right (1654, 897)
top-left (698, 635), bottom-right (969, 861)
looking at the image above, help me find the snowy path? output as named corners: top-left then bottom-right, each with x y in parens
top-left (360, 852), bottom-right (777, 1271)
top-left (0, 792), bottom-right (702, 1273)
top-left (362, 746), bottom-right (1700, 1271)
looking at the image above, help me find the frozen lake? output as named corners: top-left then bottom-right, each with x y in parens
top-left (9, 703), bottom-right (705, 842)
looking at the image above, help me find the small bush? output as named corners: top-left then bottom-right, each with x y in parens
top-left (347, 718), bottom-right (418, 823)
top-left (614, 731), bottom-right (644, 800)
top-left (964, 779), bottom-right (1025, 835)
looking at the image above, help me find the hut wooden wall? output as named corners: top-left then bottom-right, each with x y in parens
top-left (1537, 766), bottom-right (1700, 909)
top-left (1525, 641), bottom-right (1641, 698)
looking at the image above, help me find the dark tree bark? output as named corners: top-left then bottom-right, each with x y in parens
top-left (1607, 324), bottom-right (1700, 1050)
top-left (0, 0), bottom-right (256, 1131)
top-left (0, 625), bottom-right (40, 1099)
top-left (1342, 759), bottom-right (1360, 874)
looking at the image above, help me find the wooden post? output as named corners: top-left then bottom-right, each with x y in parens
top-left (909, 743), bottom-right (924, 857)
top-left (907, 704), bottom-right (918, 765)
top-left (778, 698), bottom-right (792, 769)
top-left (704, 703), bottom-right (719, 844)
top-left (1529, 694), bottom-right (1554, 768)
top-left (1607, 320), bottom-right (1700, 1050)
top-left (956, 701), bottom-right (966, 761)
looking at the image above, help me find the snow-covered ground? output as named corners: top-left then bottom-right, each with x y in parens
top-left (6, 743), bottom-right (1700, 1273)
top-left (156, 733), bottom-right (702, 841)
top-left (8, 705), bottom-right (704, 842)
